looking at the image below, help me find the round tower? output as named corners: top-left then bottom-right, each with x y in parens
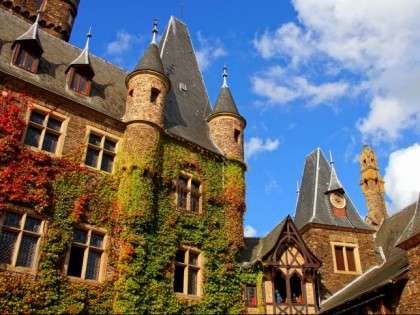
top-left (123, 19), bottom-right (170, 163)
top-left (360, 144), bottom-right (388, 229)
top-left (1, 0), bottom-right (80, 42)
top-left (207, 66), bottom-right (246, 161)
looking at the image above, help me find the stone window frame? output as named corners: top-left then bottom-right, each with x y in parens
top-left (176, 172), bottom-right (202, 214)
top-left (331, 241), bottom-right (362, 275)
top-left (23, 105), bottom-right (69, 156)
top-left (83, 126), bottom-right (120, 174)
top-left (0, 207), bottom-right (44, 275)
top-left (173, 246), bottom-right (203, 298)
top-left (64, 223), bottom-right (108, 283)
top-left (12, 43), bottom-right (41, 74)
top-left (245, 283), bottom-right (258, 307)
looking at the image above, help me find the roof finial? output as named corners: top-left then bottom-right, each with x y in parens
top-left (152, 18), bottom-right (158, 44)
top-left (222, 64), bottom-right (228, 87)
top-left (296, 180), bottom-right (300, 194)
top-left (329, 150), bottom-right (334, 165)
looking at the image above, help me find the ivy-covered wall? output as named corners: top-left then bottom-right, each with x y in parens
top-left (0, 90), bottom-right (247, 314)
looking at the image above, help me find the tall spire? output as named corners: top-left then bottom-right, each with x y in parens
top-left (152, 18), bottom-right (158, 44)
top-left (222, 64), bottom-right (228, 87)
top-left (12, 10), bottom-right (44, 54)
top-left (66, 28), bottom-right (94, 77)
top-left (326, 150), bottom-right (344, 193)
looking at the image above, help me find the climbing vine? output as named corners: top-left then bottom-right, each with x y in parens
top-left (0, 89), bottom-right (248, 314)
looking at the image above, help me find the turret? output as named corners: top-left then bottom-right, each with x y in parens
top-left (1, 0), bottom-right (80, 41)
top-left (360, 144), bottom-right (388, 229)
top-left (123, 19), bottom-right (170, 162)
top-left (207, 66), bottom-right (246, 161)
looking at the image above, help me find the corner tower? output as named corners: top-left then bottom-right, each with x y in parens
top-left (123, 19), bottom-right (170, 164)
top-left (1, 0), bottom-right (80, 41)
top-left (207, 66), bottom-right (246, 161)
top-left (360, 144), bottom-right (388, 229)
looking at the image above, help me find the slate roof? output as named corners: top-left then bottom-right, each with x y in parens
top-left (0, 12), bottom-right (227, 154)
top-left (396, 195), bottom-right (420, 247)
top-left (319, 250), bottom-right (408, 313)
top-left (294, 148), bottom-right (374, 231)
top-left (0, 9), bottom-right (127, 120)
top-left (239, 218), bottom-right (287, 267)
top-left (158, 17), bottom-right (222, 154)
top-left (210, 86), bottom-right (241, 117)
top-left (132, 42), bottom-right (165, 77)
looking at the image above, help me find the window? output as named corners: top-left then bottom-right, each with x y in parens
top-left (245, 284), bottom-right (257, 306)
top-left (24, 109), bottom-right (65, 155)
top-left (177, 175), bottom-right (202, 213)
top-left (150, 88), bottom-right (160, 104)
top-left (69, 69), bottom-right (91, 96)
top-left (332, 242), bottom-right (361, 274)
top-left (85, 132), bottom-right (118, 173)
top-left (173, 248), bottom-right (202, 296)
top-left (13, 44), bottom-right (40, 73)
top-left (0, 211), bottom-right (43, 269)
top-left (234, 128), bottom-right (241, 144)
top-left (66, 227), bottom-right (106, 281)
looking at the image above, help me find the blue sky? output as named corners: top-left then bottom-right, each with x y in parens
top-left (70, 0), bottom-right (420, 237)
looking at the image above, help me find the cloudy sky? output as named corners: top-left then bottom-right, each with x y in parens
top-left (70, 0), bottom-right (420, 237)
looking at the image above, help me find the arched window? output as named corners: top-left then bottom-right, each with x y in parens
top-left (274, 271), bottom-right (287, 303)
top-left (290, 273), bottom-right (303, 304)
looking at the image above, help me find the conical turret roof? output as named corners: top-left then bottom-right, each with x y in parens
top-left (133, 43), bottom-right (165, 75)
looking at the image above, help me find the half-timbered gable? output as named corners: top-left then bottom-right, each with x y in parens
top-left (240, 215), bottom-right (321, 314)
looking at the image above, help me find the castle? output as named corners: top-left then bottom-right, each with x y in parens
top-left (0, 1), bottom-right (418, 314)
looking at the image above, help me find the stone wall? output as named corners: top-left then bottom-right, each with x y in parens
top-left (302, 227), bottom-right (377, 300)
top-left (396, 243), bottom-right (420, 314)
top-left (208, 115), bottom-right (244, 160)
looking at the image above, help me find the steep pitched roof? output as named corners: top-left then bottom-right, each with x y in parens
top-left (158, 17), bottom-right (221, 154)
top-left (375, 199), bottom-right (418, 256)
top-left (11, 11), bottom-right (43, 54)
top-left (132, 43), bottom-right (165, 77)
top-left (0, 9), bottom-right (127, 120)
top-left (319, 250), bottom-right (408, 314)
top-left (294, 148), bottom-right (374, 231)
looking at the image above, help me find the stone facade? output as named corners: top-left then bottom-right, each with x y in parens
top-left (208, 115), bottom-right (245, 160)
top-left (396, 243), bottom-right (420, 314)
top-left (0, 0), bottom-right (79, 41)
top-left (301, 226), bottom-right (377, 300)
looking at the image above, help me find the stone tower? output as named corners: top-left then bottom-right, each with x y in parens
top-left (360, 144), bottom-right (388, 229)
top-left (123, 20), bottom-right (170, 164)
top-left (207, 66), bottom-right (246, 161)
top-left (1, 0), bottom-right (79, 41)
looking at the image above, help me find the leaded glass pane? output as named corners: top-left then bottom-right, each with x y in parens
top-left (187, 269), bottom-right (198, 295)
top-left (88, 134), bottom-right (102, 146)
top-left (3, 212), bottom-right (22, 228)
top-left (90, 233), bottom-right (104, 248)
top-left (73, 229), bottom-right (87, 244)
top-left (78, 76), bottom-right (87, 94)
top-left (16, 234), bottom-right (37, 267)
top-left (24, 126), bottom-right (41, 148)
top-left (24, 216), bottom-right (41, 233)
top-left (42, 132), bottom-right (58, 153)
top-left (70, 72), bottom-right (80, 90)
top-left (85, 250), bottom-right (101, 280)
top-left (85, 148), bottom-right (99, 168)
top-left (24, 53), bottom-right (35, 71)
top-left (0, 230), bottom-right (18, 264)
top-left (29, 111), bottom-right (45, 125)
top-left (189, 253), bottom-right (198, 266)
top-left (177, 177), bottom-right (188, 209)
top-left (104, 139), bottom-right (116, 152)
top-left (47, 117), bottom-right (62, 131)
top-left (15, 49), bottom-right (26, 67)
top-left (100, 153), bottom-right (114, 173)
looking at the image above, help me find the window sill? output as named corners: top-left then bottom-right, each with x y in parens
top-left (67, 275), bottom-right (102, 284)
top-left (0, 264), bottom-right (38, 276)
top-left (333, 270), bottom-right (361, 275)
top-left (175, 293), bottom-right (203, 301)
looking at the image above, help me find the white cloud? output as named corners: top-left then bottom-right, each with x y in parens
top-left (253, 0), bottom-right (420, 143)
top-left (244, 225), bottom-right (258, 237)
top-left (265, 180), bottom-right (280, 193)
top-left (195, 31), bottom-right (227, 71)
top-left (384, 143), bottom-right (420, 214)
top-left (245, 137), bottom-right (280, 160)
top-left (106, 30), bottom-right (138, 55)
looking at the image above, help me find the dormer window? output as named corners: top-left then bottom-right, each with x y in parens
top-left (68, 68), bottom-right (92, 96)
top-left (150, 88), bottom-right (160, 104)
top-left (12, 43), bottom-right (40, 73)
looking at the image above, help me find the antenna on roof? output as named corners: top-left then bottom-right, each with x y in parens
top-left (180, 0), bottom-right (184, 20)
